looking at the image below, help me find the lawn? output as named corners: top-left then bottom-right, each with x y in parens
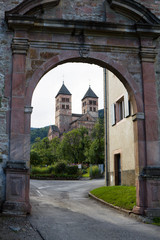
top-left (153, 218), bottom-right (160, 226)
top-left (90, 186), bottom-right (136, 211)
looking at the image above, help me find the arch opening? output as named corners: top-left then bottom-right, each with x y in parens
top-left (30, 60), bottom-right (137, 189)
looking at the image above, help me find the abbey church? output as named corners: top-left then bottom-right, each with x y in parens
top-left (48, 83), bottom-right (99, 140)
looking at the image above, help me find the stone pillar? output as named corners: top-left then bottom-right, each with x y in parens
top-left (133, 38), bottom-right (160, 217)
top-left (3, 37), bottom-right (31, 215)
top-left (132, 113), bottom-right (147, 215)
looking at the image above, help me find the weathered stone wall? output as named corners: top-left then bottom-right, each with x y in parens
top-left (0, 0), bottom-right (160, 213)
top-left (0, 0), bottom-right (24, 208)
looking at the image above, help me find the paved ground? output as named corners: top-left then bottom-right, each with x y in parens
top-left (0, 179), bottom-right (160, 240)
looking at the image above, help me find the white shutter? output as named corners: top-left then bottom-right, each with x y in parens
top-left (111, 103), bottom-right (116, 126)
top-left (124, 92), bottom-right (130, 118)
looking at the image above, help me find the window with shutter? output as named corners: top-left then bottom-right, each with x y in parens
top-left (124, 92), bottom-right (130, 118)
top-left (111, 103), bottom-right (116, 126)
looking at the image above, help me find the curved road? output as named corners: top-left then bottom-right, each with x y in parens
top-left (29, 179), bottom-right (160, 240)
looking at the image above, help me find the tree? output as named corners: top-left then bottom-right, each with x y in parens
top-left (30, 150), bottom-right (42, 166)
top-left (49, 137), bottom-right (61, 163)
top-left (31, 137), bottom-right (55, 166)
top-left (58, 127), bottom-right (90, 164)
top-left (85, 119), bottom-right (104, 164)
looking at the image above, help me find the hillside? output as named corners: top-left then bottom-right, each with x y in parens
top-left (31, 126), bottom-right (50, 144)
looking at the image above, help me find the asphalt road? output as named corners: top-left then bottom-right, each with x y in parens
top-left (29, 179), bottom-right (160, 240)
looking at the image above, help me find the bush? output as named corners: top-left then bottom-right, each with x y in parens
top-left (31, 166), bottom-right (52, 175)
top-left (54, 161), bottom-right (67, 174)
top-left (66, 165), bottom-right (79, 175)
top-left (89, 165), bottom-right (103, 179)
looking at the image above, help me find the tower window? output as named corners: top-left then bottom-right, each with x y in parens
top-left (89, 100), bottom-right (92, 105)
top-left (62, 98), bottom-right (65, 102)
top-left (66, 98), bottom-right (69, 102)
top-left (66, 105), bottom-right (69, 109)
top-left (93, 101), bottom-right (96, 105)
top-left (90, 107), bottom-right (92, 111)
top-left (93, 107), bottom-right (96, 112)
top-left (84, 109), bottom-right (85, 113)
top-left (62, 105), bottom-right (65, 109)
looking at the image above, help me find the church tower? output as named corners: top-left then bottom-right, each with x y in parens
top-left (82, 86), bottom-right (98, 118)
top-left (55, 83), bottom-right (72, 134)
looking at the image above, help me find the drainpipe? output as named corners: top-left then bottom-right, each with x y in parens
top-left (104, 69), bottom-right (108, 186)
top-left (103, 1), bottom-right (108, 186)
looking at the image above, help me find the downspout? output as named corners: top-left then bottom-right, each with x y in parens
top-left (103, 0), bottom-right (108, 186)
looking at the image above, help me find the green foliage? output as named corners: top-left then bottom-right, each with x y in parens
top-left (31, 126), bottom-right (50, 145)
top-left (153, 218), bottom-right (160, 226)
top-left (31, 165), bottom-right (54, 175)
top-left (85, 119), bottom-right (104, 164)
top-left (54, 161), bottom-right (67, 174)
top-left (30, 163), bottom-right (80, 180)
top-left (90, 186), bottom-right (136, 210)
top-left (89, 165), bottom-right (103, 179)
top-left (82, 168), bottom-right (90, 178)
top-left (59, 127), bottom-right (90, 164)
top-left (30, 120), bottom-right (104, 167)
top-left (30, 150), bottom-right (42, 166)
top-left (31, 137), bottom-right (56, 166)
top-left (66, 165), bottom-right (79, 175)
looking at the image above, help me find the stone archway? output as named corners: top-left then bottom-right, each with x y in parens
top-left (2, 0), bottom-right (160, 217)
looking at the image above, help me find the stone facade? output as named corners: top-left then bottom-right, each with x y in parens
top-left (0, 0), bottom-right (159, 216)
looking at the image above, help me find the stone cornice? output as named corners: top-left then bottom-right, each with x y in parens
top-left (132, 112), bottom-right (145, 121)
top-left (6, 0), bottom-right (60, 15)
top-left (140, 167), bottom-right (160, 180)
top-left (5, 16), bottom-right (160, 39)
top-left (24, 106), bottom-right (33, 114)
top-left (29, 40), bottom-right (139, 55)
top-left (140, 46), bottom-right (157, 63)
top-left (12, 38), bottom-right (29, 55)
top-left (108, 0), bottom-right (160, 25)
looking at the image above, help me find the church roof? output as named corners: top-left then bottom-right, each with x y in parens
top-left (55, 83), bottom-right (71, 98)
top-left (82, 86), bottom-right (98, 101)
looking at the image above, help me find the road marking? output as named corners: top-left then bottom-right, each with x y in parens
top-left (38, 185), bottom-right (52, 190)
top-left (36, 190), bottom-right (43, 197)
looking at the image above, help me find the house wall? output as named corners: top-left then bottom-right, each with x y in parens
top-left (108, 72), bottom-right (135, 186)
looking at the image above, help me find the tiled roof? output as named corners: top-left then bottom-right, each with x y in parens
top-left (82, 86), bottom-right (98, 101)
top-left (55, 83), bottom-right (71, 98)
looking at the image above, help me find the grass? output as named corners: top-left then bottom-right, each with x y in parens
top-left (153, 218), bottom-right (160, 226)
top-left (82, 168), bottom-right (90, 178)
top-left (90, 186), bottom-right (136, 211)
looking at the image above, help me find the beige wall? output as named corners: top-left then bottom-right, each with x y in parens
top-left (108, 72), bottom-right (135, 186)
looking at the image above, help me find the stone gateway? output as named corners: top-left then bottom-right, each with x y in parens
top-left (0, 0), bottom-right (160, 217)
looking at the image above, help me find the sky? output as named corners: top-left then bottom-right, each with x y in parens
top-left (31, 63), bottom-right (104, 128)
